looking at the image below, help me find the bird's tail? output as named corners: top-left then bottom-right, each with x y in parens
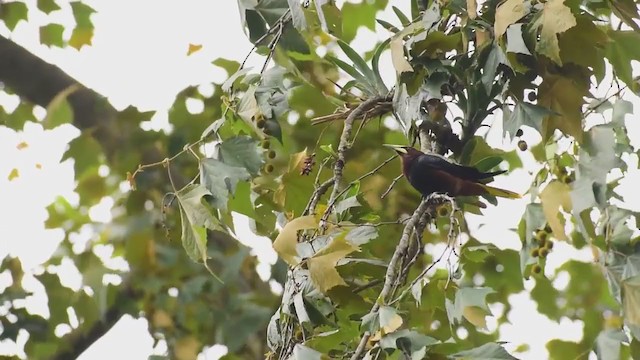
top-left (479, 184), bottom-right (521, 199)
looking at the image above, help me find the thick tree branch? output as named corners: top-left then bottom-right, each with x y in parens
top-left (48, 284), bottom-right (139, 360)
top-left (0, 35), bottom-right (123, 160)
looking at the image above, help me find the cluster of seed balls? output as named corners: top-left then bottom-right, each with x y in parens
top-left (530, 224), bottom-right (555, 275)
top-left (256, 118), bottom-right (277, 174)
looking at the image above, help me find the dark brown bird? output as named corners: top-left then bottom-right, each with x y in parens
top-left (386, 145), bottom-right (520, 200)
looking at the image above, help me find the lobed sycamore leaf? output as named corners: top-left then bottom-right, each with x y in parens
top-left (531, 0), bottom-right (576, 64)
top-left (175, 184), bottom-right (225, 281)
top-left (446, 287), bottom-right (494, 329)
top-left (503, 101), bottom-right (554, 140)
top-left (538, 74), bottom-right (588, 141)
top-left (307, 233), bottom-right (359, 293)
top-left (539, 180), bottom-right (572, 241)
top-left (605, 30), bottom-right (640, 89)
top-left (218, 136), bottom-right (264, 176)
top-left (273, 215), bottom-right (317, 266)
top-left (494, 0), bottom-right (531, 38)
top-left (200, 158), bottom-right (251, 210)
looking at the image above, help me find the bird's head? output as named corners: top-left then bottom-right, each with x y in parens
top-left (384, 144), bottom-right (422, 161)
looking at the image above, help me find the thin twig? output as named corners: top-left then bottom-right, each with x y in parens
top-left (239, 10), bottom-right (292, 71)
top-left (381, 174), bottom-right (403, 199)
top-left (303, 178), bottom-right (335, 216)
top-left (352, 279), bottom-right (383, 293)
top-left (323, 154), bottom-right (397, 217)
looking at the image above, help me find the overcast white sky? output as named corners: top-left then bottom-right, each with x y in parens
top-left (1, 1), bottom-right (639, 359)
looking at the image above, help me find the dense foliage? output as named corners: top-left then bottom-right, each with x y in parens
top-left (1, 0), bottom-right (640, 359)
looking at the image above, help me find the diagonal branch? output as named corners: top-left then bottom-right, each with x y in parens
top-left (350, 197), bottom-right (434, 360)
top-left (320, 96), bottom-right (386, 225)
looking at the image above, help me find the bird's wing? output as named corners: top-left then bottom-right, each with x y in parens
top-left (415, 154), bottom-right (504, 181)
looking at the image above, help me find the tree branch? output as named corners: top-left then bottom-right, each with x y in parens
top-left (350, 197), bottom-right (434, 360)
top-left (321, 96), bottom-right (386, 225)
top-left (0, 35), bottom-right (125, 161)
top-left (48, 284), bottom-right (139, 360)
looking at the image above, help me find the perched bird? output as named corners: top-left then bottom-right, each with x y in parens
top-left (386, 145), bottom-right (520, 200)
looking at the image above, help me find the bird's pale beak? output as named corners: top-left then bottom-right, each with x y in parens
top-left (383, 144), bottom-right (408, 155)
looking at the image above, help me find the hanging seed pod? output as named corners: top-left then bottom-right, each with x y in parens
top-left (301, 153), bottom-right (316, 176)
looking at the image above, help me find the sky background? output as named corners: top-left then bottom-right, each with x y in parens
top-left (0, 1), bottom-right (639, 359)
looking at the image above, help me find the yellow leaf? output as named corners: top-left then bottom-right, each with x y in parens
top-left (538, 74), bottom-right (588, 141)
top-left (174, 336), bottom-right (201, 360)
top-left (8, 168), bottom-right (19, 181)
top-left (623, 276), bottom-right (640, 326)
top-left (389, 23), bottom-right (420, 75)
top-left (16, 141), bottom-right (28, 150)
top-left (35, 163), bottom-right (42, 169)
top-left (187, 43), bottom-right (203, 56)
top-left (379, 305), bottom-right (403, 333)
top-left (540, 180), bottom-right (572, 240)
top-left (467, 0), bottom-right (478, 19)
top-left (287, 148), bottom-right (308, 173)
top-left (273, 215), bottom-right (317, 266)
top-left (531, 0), bottom-right (576, 64)
top-left (307, 233), bottom-right (358, 293)
top-left (463, 306), bottom-right (489, 329)
top-left (494, 0), bottom-right (530, 38)
top-left (152, 309), bottom-right (174, 328)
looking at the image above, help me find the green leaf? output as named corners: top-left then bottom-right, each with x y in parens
top-left (505, 24), bottom-right (531, 55)
top-left (605, 30), bottom-right (640, 88)
top-left (371, 38), bottom-right (391, 94)
top-left (392, 6), bottom-right (410, 26)
top-left (450, 342), bottom-right (518, 359)
top-left (70, 1), bottom-right (95, 28)
top-left (340, 0), bottom-right (381, 43)
top-left (1, 1), bottom-right (28, 31)
top-left (558, 15), bottom-right (607, 80)
top-left (218, 136), bottom-right (264, 175)
top-left (379, 329), bottom-right (438, 352)
top-left (44, 84), bottom-right (79, 128)
top-left (287, 0), bottom-right (307, 30)
top-left (326, 55), bottom-right (377, 96)
top-left (69, 27), bottom-right (93, 49)
top-left (200, 158), bottom-right (251, 210)
top-left (445, 287), bottom-right (494, 329)
top-left (221, 67), bottom-right (253, 93)
top-left (37, 0), bottom-right (60, 14)
top-left (175, 185), bottom-right (217, 257)
top-left (345, 225), bottom-right (378, 246)
top-left (596, 329), bottom-right (627, 360)
top-left (482, 42), bottom-right (510, 92)
top-left (39, 23), bottom-right (64, 47)
top-left (503, 102), bottom-right (554, 140)
top-left (291, 344), bottom-right (323, 359)
top-left (337, 38), bottom-right (381, 91)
